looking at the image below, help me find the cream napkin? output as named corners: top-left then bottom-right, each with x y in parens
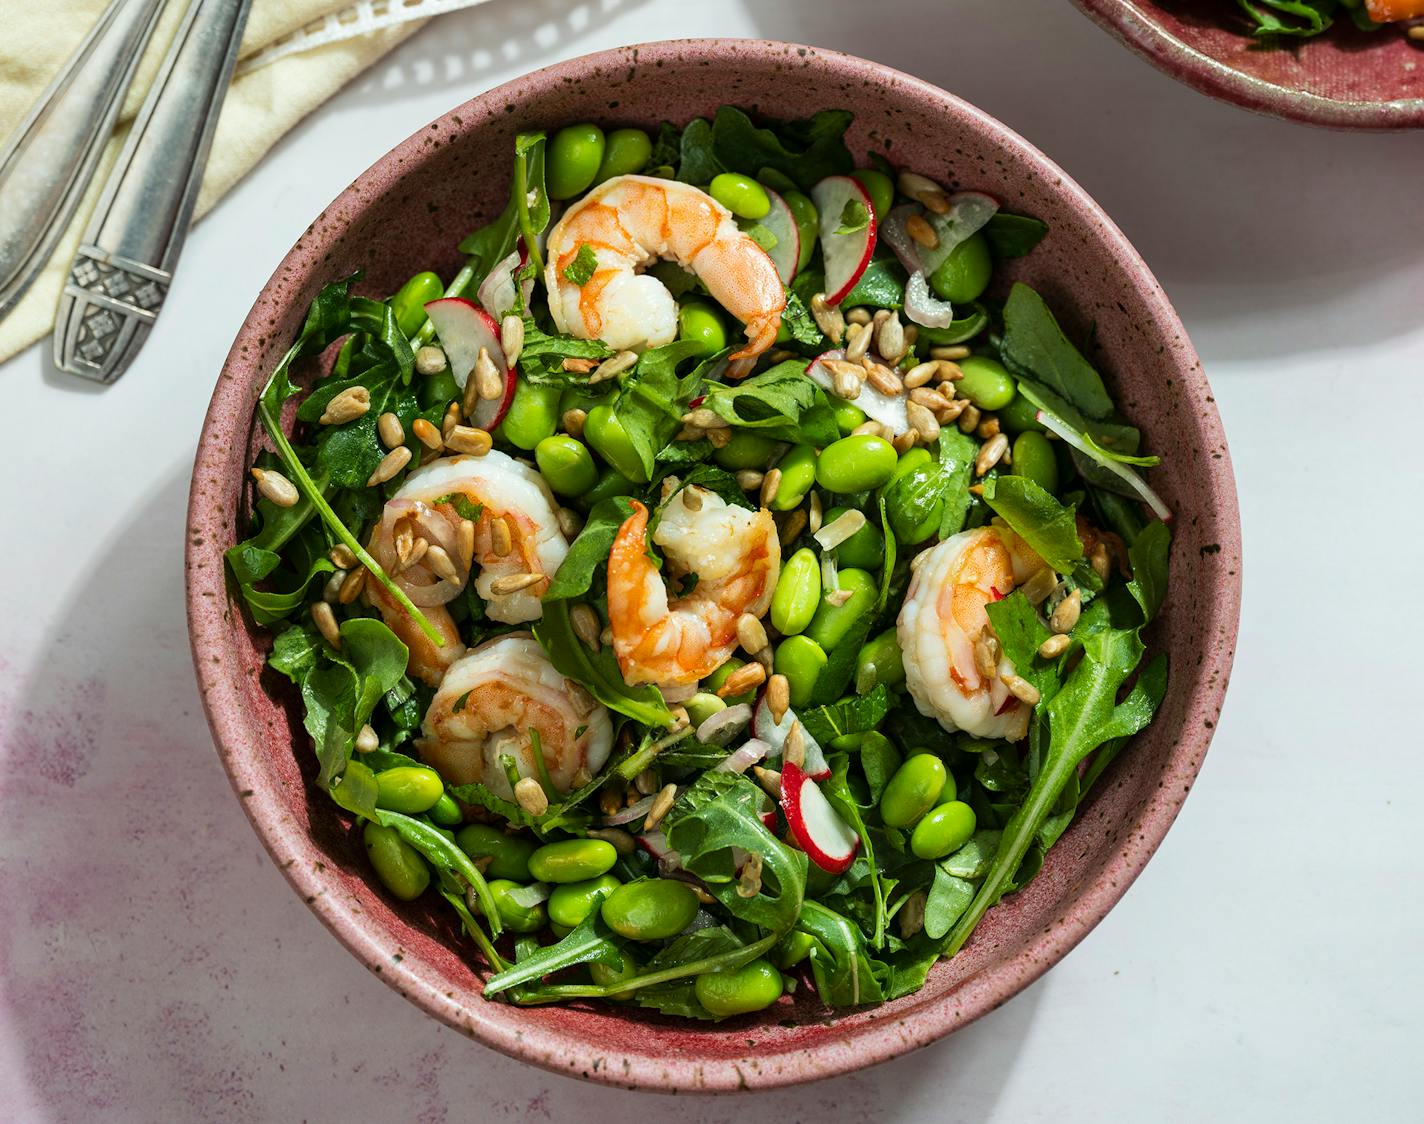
top-left (0, 0), bottom-right (426, 364)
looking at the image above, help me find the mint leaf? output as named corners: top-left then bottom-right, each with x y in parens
top-left (980, 475), bottom-right (1084, 574)
top-left (1000, 283), bottom-right (1113, 420)
top-left (562, 244), bottom-right (598, 286)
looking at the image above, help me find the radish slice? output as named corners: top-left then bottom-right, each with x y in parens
top-left (636, 830), bottom-right (684, 874)
top-left (423, 297), bottom-right (514, 431)
top-left (1035, 409), bottom-right (1173, 523)
top-left (881, 193), bottom-right (999, 277)
top-left (810, 175), bottom-right (876, 305)
top-left (752, 690), bottom-right (829, 780)
top-left (779, 761), bottom-right (858, 874)
top-left (904, 271), bottom-right (956, 329)
top-left (805, 349), bottom-right (910, 436)
top-left (759, 188), bottom-right (801, 285)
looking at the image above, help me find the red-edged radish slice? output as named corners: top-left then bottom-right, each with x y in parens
top-left (806, 349), bottom-right (910, 436)
top-left (759, 188), bottom-right (801, 285)
top-left (810, 175), bottom-right (876, 305)
top-left (751, 689), bottom-right (830, 780)
top-left (636, 830), bottom-right (684, 873)
top-left (423, 297), bottom-right (514, 430)
top-left (779, 761), bottom-right (859, 874)
top-left (757, 789), bottom-right (778, 830)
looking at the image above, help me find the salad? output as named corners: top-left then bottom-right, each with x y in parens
top-left (1235, 0), bottom-right (1424, 39)
top-left (228, 106), bottom-right (1173, 1020)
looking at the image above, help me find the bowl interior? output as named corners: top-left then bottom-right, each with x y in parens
top-left (186, 40), bottom-right (1240, 1091)
top-left (1075, 0), bottom-right (1424, 128)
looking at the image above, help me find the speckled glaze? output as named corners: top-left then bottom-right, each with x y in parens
top-left (185, 40), bottom-right (1241, 1092)
top-left (1074, 0), bottom-right (1424, 129)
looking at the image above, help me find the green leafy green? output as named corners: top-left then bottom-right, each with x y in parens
top-left (923, 867), bottom-right (975, 940)
top-left (542, 497), bottom-right (635, 603)
top-left (603, 339), bottom-right (710, 481)
top-left (983, 213), bottom-right (1048, 259)
top-left (1236, 0), bottom-right (1338, 37)
top-left (799, 685), bottom-right (891, 744)
top-left (562, 244), bottom-right (598, 286)
top-left (842, 258), bottom-right (908, 310)
top-left (709, 106), bottom-right (855, 191)
top-left (677, 117), bottom-right (725, 184)
top-left (1127, 520), bottom-right (1171, 625)
top-left (796, 900), bottom-right (887, 1006)
top-left (779, 287), bottom-right (825, 349)
top-left (483, 914), bottom-right (623, 996)
top-left (701, 358), bottom-right (835, 444)
top-left (1000, 283), bottom-right (1113, 420)
top-left (534, 600), bottom-right (671, 727)
top-left (985, 591), bottom-right (1058, 702)
top-left (981, 475), bottom-right (1084, 574)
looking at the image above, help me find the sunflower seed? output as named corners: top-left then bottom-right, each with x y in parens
top-left (808, 491), bottom-right (823, 534)
top-left (355, 724), bottom-right (379, 753)
top-left (586, 826), bottom-right (635, 855)
top-left (718, 662), bottom-right (767, 699)
top-left (865, 362), bottom-right (903, 396)
top-left (736, 852), bottom-right (764, 898)
top-left (975, 433), bottom-right (1009, 476)
top-left (810, 293), bottom-right (845, 344)
top-left (905, 213), bottom-right (939, 249)
top-left (571, 603), bottom-right (601, 651)
top-left (414, 345), bottom-right (447, 376)
top-left (753, 766), bottom-right (782, 800)
top-left (1038, 633), bottom-right (1071, 659)
top-left (737, 613), bottom-right (769, 655)
top-left (500, 315), bottom-right (524, 367)
top-left (319, 385), bottom-right (371, 425)
top-left (457, 519), bottom-right (476, 570)
top-left (1003, 674), bottom-right (1040, 706)
top-left (490, 516), bottom-right (512, 557)
top-left (251, 467), bottom-right (299, 508)
top-left (591, 350), bottom-right (639, 384)
top-left (366, 446), bottom-right (411, 486)
top-left (643, 783), bottom-right (679, 831)
top-left (814, 509), bottom-right (867, 551)
top-left (766, 674), bottom-right (790, 726)
top-left (514, 777), bottom-right (548, 816)
top-left (906, 401), bottom-right (940, 443)
top-left (845, 321), bottom-right (872, 362)
top-left (892, 428), bottom-right (919, 455)
top-left (338, 567), bottom-right (367, 605)
top-left (425, 544), bottom-right (459, 583)
top-left (377, 412), bottom-right (405, 449)
top-left (311, 600), bottom-right (341, 648)
top-left (489, 572), bottom-right (545, 596)
top-left (778, 507), bottom-right (808, 546)
top-left (784, 720), bottom-right (806, 767)
top-left (903, 361), bottom-right (939, 389)
top-left (760, 467), bottom-right (782, 507)
top-left (1050, 589), bottom-right (1082, 634)
top-left (958, 404), bottom-right (982, 433)
top-left (735, 469), bottom-right (764, 491)
top-left (445, 426), bottom-right (492, 456)
top-left (556, 507), bottom-right (583, 539)
top-left (845, 306), bottom-right (873, 326)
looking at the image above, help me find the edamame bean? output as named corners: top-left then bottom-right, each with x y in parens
top-left (486, 879), bottom-right (547, 933)
top-left (418, 369), bottom-right (459, 409)
top-left (910, 801), bottom-right (977, 860)
top-left (600, 878), bottom-right (700, 941)
top-left (704, 657), bottom-right (756, 704)
top-left (456, 824), bottom-right (537, 881)
top-left (997, 391), bottom-right (1045, 434)
top-left (709, 173), bottom-right (771, 220)
top-left (499, 380), bottom-right (561, 450)
top-left (954, 356), bottom-right (1017, 412)
top-left (583, 405), bottom-right (648, 482)
top-left (363, 822), bottom-right (430, 901)
top-left (770, 445), bottom-right (818, 511)
top-left (712, 429), bottom-right (778, 471)
top-left (806, 568), bottom-right (878, 651)
top-left (535, 435), bottom-right (598, 496)
top-left (548, 874), bottom-right (622, 928)
top-left (929, 232), bottom-right (992, 304)
top-left (590, 945), bottom-right (640, 988)
top-left (389, 271), bottom-right (444, 338)
top-left (374, 765), bottom-right (445, 814)
top-left (773, 634), bottom-right (828, 708)
top-left (935, 769), bottom-right (959, 806)
top-left (428, 792), bottom-right (463, 826)
top-left (678, 300), bottom-right (728, 358)
top-left (528, 838), bottom-right (618, 884)
top-left (855, 627), bottom-right (905, 693)
top-left (547, 123), bottom-right (606, 200)
top-left (594, 127), bottom-right (652, 184)
top-left (850, 168), bottom-right (894, 221)
top-left (684, 691), bottom-right (727, 727)
top-left (578, 466), bottom-right (637, 510)
top-left (773, 929), bottom-right (814, 969)
top-left (822, 506), bottom-right (884, 569)
top-left (830, 398), bottom-right (866, 436)
top-left (816, 434), bottom-right (897, 494)
top-left (1009, 431), bottom-right (1059, 494)
top-left (694, 959), bottom-right (783, 1017)
top-left (781, 190), bottom-right (819, 273)
top-left (880, 753), bottom-right (947, 828)
top-left (770, 548), bottom-right (821, 636)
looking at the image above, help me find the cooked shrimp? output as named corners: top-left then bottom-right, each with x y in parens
top-left (897, 525), bottom-right (1050, 741)
top-left (543, 174), bottom-right (786, 362)
top-left (419, 635), bottom-right (612, 798)
top-left (607, 486), bottom-right (780, 692)
top-left (365, 451), bottom-right (568, 685)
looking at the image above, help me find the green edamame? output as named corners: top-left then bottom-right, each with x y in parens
top-left (363, 822), bottom-right (430, 901)
top-left (773, 929), bottom-right (814, 969)
top-left (594, 127), bottom-right (652, 184)
top-left (816, 434), bottom-right (897, 494)
top-left (418, 369), bottom-right (459, 409)
top-left (830, 398), bottom-right (867, 436)
top-left (782, 190), bottom-right (819, 273)
top-left (499, 380), bottom-right (561, 450)
top-left (589, 946), bottom-right (640, 988)
top-left (535, 435), bottom-right (599, 497)
top-left (578, 466), bottom-right (637, 510)
top-left (389, 271), bottom-right (443, 338)
top-left (374, 765), bottom-right (445, 814)
top-left (712, 429), bottom-right (779, 471)
top-left (547, 123), bottom-right (606, 200)
top-left (773, 634), bottom-right (828, 708)
top-left (583, 405), bottom-right (648, 482)
top-left (770, 445), bottom-right (817, 511)
top-left (880, 753), bottom-right (947, 828)
top-left (954, 356), bottom-right (1017, 412)
top-left (935, 769), bottom-right (959, 806)
top-left (678, 300), bottom-right (728, 358)
top-left (850, 168), bottom-right (894, 221)
top-left (929, 232), bottom-right (992, 304)
top-left (910, 801), bottom-right (977, 860)
top-left (600, 878), bottom-right (700, 941)
top-left (1009, 431), bottom-right (1059, 494)
top-left (548, 874), bottom-right (621, 928)
top-left (822, 506), bottom-right (884, 569)
top-left (456, 824), bottom-right (537, 881)
top-left (855, 627), bottom-right (905, 693)
top-left (694, 958), bottom-right (783, 1017)
top-left (428, 792), bottom-right (463, 826)
top-left (997, 391), bottom-right (1045, 434)
top-left (486, 879), bottom-right (547, 933)
top-left (709, 173), bottom-right (771, 220)
top-left (770, 548), bottom-right (821, 636)
top-left (528, 838), bottom-right (618, 884)
top-left (684, 691), bottom-right (727, 728)
top-left (806, 568), bottom-right (878, 651)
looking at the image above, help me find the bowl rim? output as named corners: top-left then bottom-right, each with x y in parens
top-left (186, 37), bottom-right (1241, 1091)
top-left (1072, 0), bottom-right (1424, 130)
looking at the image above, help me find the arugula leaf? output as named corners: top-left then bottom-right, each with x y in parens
top-left (881, 428), bottom-right (976, 544)
top-left (634, 927), bottom-right (746, 1019)
top-left (985, 591), bottom-right (1059, 703)
top-left (1127, 520), bottom-right (1171, 625)
top-left (702, 359), bottom-right (818, 431)
top-left (1000, 283), bottom-right (1113, 420)
top-left (923, 866), bottom-right (975, 940)
top-left (842, 258), bottom-right (908, 310)
top-left (939, 830), bottom-right (1001, 879)
top-left (798, 684), bottom-right (891, 744)
top-left (859, 733), bottom-right (902, 805)
top-left (983, 213), bottom-right (1048, 259)
top-left (796, 900), bottom-right (887, 1007)
top-left (649, 121), bottom-right (682, 170)
top-left (604, 339), bottom-right (709, 481)
top-left (516, 317), bottom-right (614, 382)
top-left (542, 497), bottom-right (635, 603)
top-left (533, 600), bottom-right (672, 727)
top-left (1237, 0), bottom-right (1333, 36)
top-left (822, 754), bottom-right (888, 948)
top-left (562, 244), bottom-right (598, 286)
top-left (483, 914), bottom-right (623, 996)
top-left (664, 771), bottom-right (806, 934)
top-left (710, 106), bottom-right (855, 191)
top-left (981, 475), bottom-right (1084, 575)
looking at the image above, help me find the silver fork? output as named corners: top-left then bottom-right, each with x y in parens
top-left (54, 0), bottom-right (253, 384)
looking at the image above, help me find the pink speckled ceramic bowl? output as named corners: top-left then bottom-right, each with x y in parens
top-left (1074, 0), bottom-right (1424, 128)
top-left (186, 39), bottom-right (1240, 1091)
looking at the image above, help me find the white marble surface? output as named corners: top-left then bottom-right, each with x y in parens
top-left (1, 0), bottom-right (1420, 1119)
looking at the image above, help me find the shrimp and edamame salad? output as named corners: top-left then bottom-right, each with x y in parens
top-left (229, 106), bottom-right (1173, 1018)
